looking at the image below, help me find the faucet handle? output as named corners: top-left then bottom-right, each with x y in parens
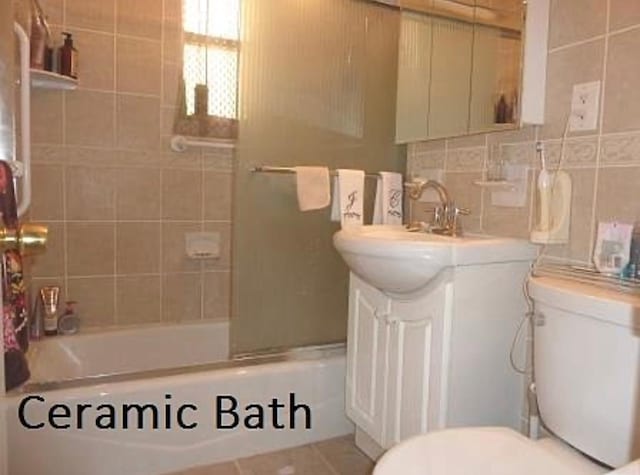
top-left (455, 207), bottom-right (471, 216)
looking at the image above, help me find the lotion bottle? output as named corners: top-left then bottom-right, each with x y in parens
top-left (59, 32), bottom-right (78, 79)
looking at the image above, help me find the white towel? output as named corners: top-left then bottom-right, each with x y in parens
top-left (295, 166), bottom-right (331, 211)
top-left (331, 169), bottom-right (365, 228)
top-left (373, 172), bottom-right (404, 225)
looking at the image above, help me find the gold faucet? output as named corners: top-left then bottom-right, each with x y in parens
top-left (406, 179), bottom-right (470, 237)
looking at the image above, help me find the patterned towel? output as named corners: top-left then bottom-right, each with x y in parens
top-left (0, 161), bottom-right (30, 390)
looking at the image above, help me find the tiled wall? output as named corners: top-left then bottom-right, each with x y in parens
top-left (27, 0), bottom-right (233, 328)
top-left (408, 0), bottom-right (640, 266)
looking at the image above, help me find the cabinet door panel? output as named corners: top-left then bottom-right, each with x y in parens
top-left (387, 317), bottom-right (432, 445)
top-left (346, 276), bottom-right (390, 445)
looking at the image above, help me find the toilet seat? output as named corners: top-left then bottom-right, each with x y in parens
top-left (373, 427), bottom-right (609, 475)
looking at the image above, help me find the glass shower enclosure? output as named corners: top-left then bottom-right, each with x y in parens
top-left (232, 0), bottom-right (404, 355)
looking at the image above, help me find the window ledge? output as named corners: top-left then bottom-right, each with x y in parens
top-left (170, 135), bottom-right (236, 153)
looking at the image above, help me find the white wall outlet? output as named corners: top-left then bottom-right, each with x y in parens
top-left (185, 232), bottom-right (221, 259)
top-left (569, 81), bottom-right (601, 132)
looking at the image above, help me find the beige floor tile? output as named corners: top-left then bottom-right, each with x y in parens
top-left (314, 436), bottom-right (374, 475)
top-left (237, 444), bottom-right (334, 475)
top-left (166, 461), bottom-right (240, 475)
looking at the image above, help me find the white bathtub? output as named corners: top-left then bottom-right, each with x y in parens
top-left (27, 321), bottom-right (230, 384)
top-left (1, 323), bottom-right (352, 475)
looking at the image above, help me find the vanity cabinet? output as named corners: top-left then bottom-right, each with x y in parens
top-left (345, 261), bottom-right (533, 459)
top-left (346, 273), bottom-right (451, 449)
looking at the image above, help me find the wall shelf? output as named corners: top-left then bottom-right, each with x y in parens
top-left (30, 69), bottom-right (78, 90)
top-left (472, 180), bottom-right (516, 190)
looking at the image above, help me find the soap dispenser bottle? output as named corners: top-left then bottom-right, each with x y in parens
top-left (59, 32), bottom-right (78, 79)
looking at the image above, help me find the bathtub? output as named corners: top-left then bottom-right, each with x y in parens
top-left (27, 321), bottom-right (230, 385)
top-left (1, 322), bottom-right (352, 475)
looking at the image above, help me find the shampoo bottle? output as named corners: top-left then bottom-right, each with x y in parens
top-left (59, 32), bottom-right (78, 79)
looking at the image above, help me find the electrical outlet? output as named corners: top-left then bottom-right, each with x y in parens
top-left (569, 81), bottom-right (601, 132)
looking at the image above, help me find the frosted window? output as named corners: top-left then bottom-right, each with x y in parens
top-left (182, 0), bottom-right (239, 119)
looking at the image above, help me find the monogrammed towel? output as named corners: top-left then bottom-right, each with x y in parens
top-left (331, 169), bottom-right (364, 228)
top-left (373, 172), bottom-right (403, 225)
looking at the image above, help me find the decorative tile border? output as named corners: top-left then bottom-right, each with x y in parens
top-left (446, 146), bottom-right (486, 172)
top-left (600, 131), bottom-right (640, 166)
top-left (541, 136), bottom-right (598, 168)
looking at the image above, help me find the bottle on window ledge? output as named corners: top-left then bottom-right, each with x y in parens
top-left (194, 84), bottom-right (209, 116)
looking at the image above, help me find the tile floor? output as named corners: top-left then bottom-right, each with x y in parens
top-left (166, 435), bottom-right (375, 475)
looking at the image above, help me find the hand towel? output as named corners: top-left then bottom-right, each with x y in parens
top-left (295, 166), bottom-right (331, 211)
top-left (331, 169), bottom-right (365, 228)
top-left (373, 172), bottom-right (404, 225)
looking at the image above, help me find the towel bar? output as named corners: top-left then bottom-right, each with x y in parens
top-left (250, 166), bottom-right (384, 180)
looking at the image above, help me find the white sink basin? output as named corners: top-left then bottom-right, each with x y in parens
top-left (333, 225), bottom-right (537, 295)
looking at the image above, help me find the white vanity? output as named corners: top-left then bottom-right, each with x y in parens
top-left (333, 225), bottom-right (537, 459)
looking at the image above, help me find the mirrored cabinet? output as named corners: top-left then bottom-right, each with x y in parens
top-left (394, 0), bottom-right (526, 142)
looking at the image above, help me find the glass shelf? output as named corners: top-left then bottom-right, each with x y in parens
top-left (30, 69), bottom-right (78, 90)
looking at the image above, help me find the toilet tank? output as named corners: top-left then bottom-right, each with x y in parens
top-left (530, 276), bottom-right (640, 468)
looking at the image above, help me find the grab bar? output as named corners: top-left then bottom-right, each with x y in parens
top-left (251, 166), bottom-right (383, 180)
top-left (13, 21), bottom-right (32, 217)
top-left (170, 135), bottom-right (235, 152)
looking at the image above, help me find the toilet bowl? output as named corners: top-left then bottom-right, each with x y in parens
top-left (373, 276), bottom-right (640, 474)
top-left (373, 427), bottom-right (636, 475)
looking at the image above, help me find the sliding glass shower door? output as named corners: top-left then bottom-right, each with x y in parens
top-left (231, 0), bottom-right (403, 355)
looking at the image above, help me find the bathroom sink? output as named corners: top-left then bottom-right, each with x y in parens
top-left (333, 225), bottom-right (537, 295)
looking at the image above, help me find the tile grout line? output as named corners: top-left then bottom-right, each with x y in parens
top-left (311, 444), bottom-right (341, 475)
top-left (587, 0), bottom-right (612, 263)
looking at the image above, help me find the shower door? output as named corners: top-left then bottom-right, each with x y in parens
top-left (231, 0), bottom-right (403, 355)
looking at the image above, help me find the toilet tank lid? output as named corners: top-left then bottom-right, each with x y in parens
top-left (529, 276), bottom-right (640, 328)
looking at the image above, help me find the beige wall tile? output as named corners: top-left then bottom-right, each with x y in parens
top-left (204, 172), bottom-right (232, 221)
top-left (115, 168), bottom-right (161, 220)
top-left (203, 222), bottom-right (231, 271)
top-left (74, 31), bottom-right (115, 91)
top-left (116, 275), bottom-right (162, 325)
top-left (116, 37), bottom-right (161, 95)
top-left (162, 169), bottom-right (203, 220)
top-left (116, 222), bottom-right (161, 274)
top-left (65, 90), bottom-right (115, 147)
top-left (67, 223), bottom-right (115, 276)
top-left (610, 0), bottom-right (640, 31)
top-left (67, 277), bottom-right (115, 327)
top-left (65, 166), bottom-right (116, 220)
top-left (482, 171), bottom-right (534, 238)
top-left (116, 0), bottom-right (162, 40)
top-left (604, 29), bottom-right (640, 134)
top-left (162, 222), bottom-right (202, 273)
top-left (162, 273), bottom-right (202, 322)
top-left (66, 0), bottom-right (115, 33)
top-left (162, 23), bottom-right (183, 64)
top-left (548, 0), bottom-right (607, 49)
top-left (203, 272), bottom-right (230, 320)
top-left (443, 172), bottom-right (483, 233)
top-left (31, 90), bottom-right (63, 144)
top-left (29, 222), bottom-right (65, 278)
top-left (116, 94), bottom-right (161, 150)
top-left (595, 166), bottom-right (640, 224)
top-left (40, 0), bottom-right (63, 26)
top-left (31, 164), bottom-right (64, 221)
top-left (163, 62), bottom-right (182, 107)
top-left (542, 39), bottom-right (605, 139)
top-left (447, 134), bottom-right (486, 149)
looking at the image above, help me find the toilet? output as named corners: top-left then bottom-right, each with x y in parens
top-left (373, 276), bottom-right (640, 474)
